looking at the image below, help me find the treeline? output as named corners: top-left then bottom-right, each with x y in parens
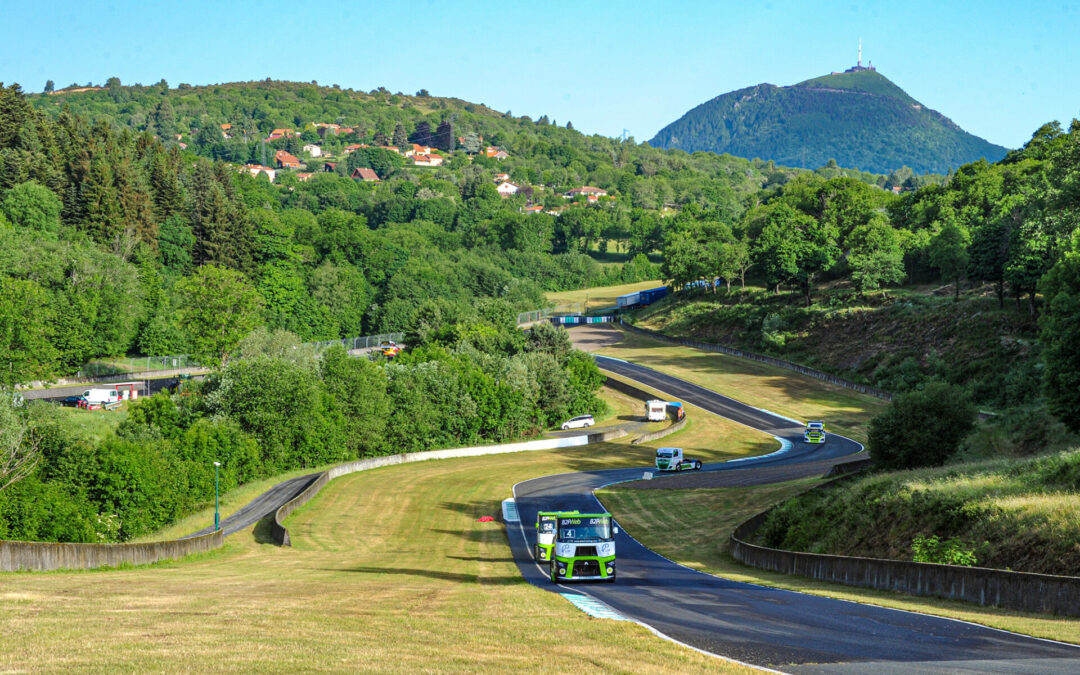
top-left (0, 321), bottom-right (605, 542)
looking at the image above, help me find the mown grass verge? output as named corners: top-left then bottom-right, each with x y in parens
top-left (598, 481), bottom-right (1080, 644)
top-left (0, 410), bottom-right (771, 671)
top-left (596, 326), bottom-right (886, 444)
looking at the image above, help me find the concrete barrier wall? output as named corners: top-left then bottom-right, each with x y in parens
top-left (730, 507), bottom-right (1080, 617)
top-left (631, 417), bottom-right (688, 445)
top-left (272, 434), bottom-right (598, 546)
top-left (0, 529), bottom-right (224, 572)
top-left (620, 322), bottom-right (894, 400)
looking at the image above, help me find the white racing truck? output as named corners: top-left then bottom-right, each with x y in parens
top-left (654, 446), bottom-right (702, 472)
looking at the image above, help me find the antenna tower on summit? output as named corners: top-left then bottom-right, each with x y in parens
top-left (858, 39), bottom-right (862, 67)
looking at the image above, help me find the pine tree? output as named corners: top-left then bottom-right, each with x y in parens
top-left (392, 122), bottom-right (408, 148)
top-left (411, 121), bottom-right (432, 146)
top-left (44, 80), bottom-right (54, 94)
top-left (434, 120), bottom-right (453, 152)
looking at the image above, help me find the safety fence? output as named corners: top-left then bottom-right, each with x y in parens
top-left (619, 321), bottom-right (894, 401)
top-left (730, 498), bottom-right (1080, 617)
top-left (516, 303), bottom-right (585, 325)
top-left (308, 332), bottom-right (404, 353)
top-left (58, 332), bottom-right (406, 383)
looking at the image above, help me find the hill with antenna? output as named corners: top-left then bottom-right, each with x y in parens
top-left (649, 59), bottom-right (1007, 174)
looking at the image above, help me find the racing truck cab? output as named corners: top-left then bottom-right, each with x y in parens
top-left (804, 421), bottom-right (826, 443)
top-left (535, 510), bottom-right (578, 562)
top-left (655, 447), bottom-right (703, 472)
top-left (550, 513), bottom-right (618, 582)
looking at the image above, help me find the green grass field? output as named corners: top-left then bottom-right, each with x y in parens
top-left (545, 279), bottom-right (662, 312)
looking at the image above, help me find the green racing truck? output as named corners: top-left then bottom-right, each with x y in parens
top-left (549, 513), bottom-right (618, 583)
top-left (535, 510), bottom-right (578, 562)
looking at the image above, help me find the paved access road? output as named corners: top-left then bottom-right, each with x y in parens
top-left (510, 355), bottom-right (1080, 673)
top-left (186, 473), bottom-right (321, 538)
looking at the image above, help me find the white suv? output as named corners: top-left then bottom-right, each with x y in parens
top-left (561, 415), bottom-right (595, 430)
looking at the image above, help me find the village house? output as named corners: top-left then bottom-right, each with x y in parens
top-left (494, 172), bottom-right (510, 182)
top-left (274, 150), bottom-right (301, 169)
top-left (406, 143), bottom-right (434, 158)
top-left (303, 144), bottom-right (322, 157)
top-left (245, 164), bottom-right (276, 182)
top-left (351, 167), bottom-right (380, 182)
top-left (484, 146), bottom-right (509, 159)
top-left (564, 186), bottom-right (608, 198)
top-left (378, 145), bottom-right (401, 154)
top-left (412, 153), bottom-right (444, 167)
top-left (178, 142), bottom-right (187, 150)
top-left (267, 128), bottom-right (295, 140)
top-left (295, 172), bottom-right (313, 182)
top-left (496, 181), bottom-right (520, 197)
top-left (522, 204), bottom-right (544, 214)
top-left (220, 123), bottom-right (232, 139)
top-left (323, 162), bottom-right (337, 172)
top-left (342, 144), bottom-right (364, 155)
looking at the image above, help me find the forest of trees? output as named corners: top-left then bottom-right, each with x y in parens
top-left (2, 76), bottom-right (1079, 541)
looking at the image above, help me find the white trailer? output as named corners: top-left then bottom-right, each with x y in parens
top-left (645, 399), bottom-right (668, 422)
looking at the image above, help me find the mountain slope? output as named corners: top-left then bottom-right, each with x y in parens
top-left (650, 70), bottom-right (1008, 174)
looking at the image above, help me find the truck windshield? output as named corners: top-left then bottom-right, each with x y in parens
top-left (558, 517), bottom-right (612, 542)
top-left (657, 450), bottom-right (673, 457)
top-left (538, 516), bottom-right (556, 533)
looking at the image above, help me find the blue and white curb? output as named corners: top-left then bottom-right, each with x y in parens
top-left (560, 593), bottom-right (630, 621)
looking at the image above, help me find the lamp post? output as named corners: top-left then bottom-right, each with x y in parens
top-left (213, 461), bottom-right (221, 531)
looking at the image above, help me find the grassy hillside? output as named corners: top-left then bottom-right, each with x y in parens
top-left (649, 70), bottom-right (1007, 173)
top-left (634, 286), bottom-right (1041, 414)
top-left (754, 448), bottom-right (1080, 576)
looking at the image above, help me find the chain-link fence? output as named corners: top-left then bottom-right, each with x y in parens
top-left (516, 303), bottom-right (586, 325)
top-left (309, 333), bottom-right (405, 352)
top-left (77, 332), bottom-right (406, 379)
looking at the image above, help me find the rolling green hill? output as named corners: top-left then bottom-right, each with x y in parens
top-left (649, 70), bottom-right (1008, 174)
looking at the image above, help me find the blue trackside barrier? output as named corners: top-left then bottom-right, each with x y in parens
top-left (548, 315), bottom-right (615, 326)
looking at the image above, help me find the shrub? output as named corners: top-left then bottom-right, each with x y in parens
top-left (869, 380), bottom-right (976, 469)
top-left (912, 535), bottom-right (978, 566)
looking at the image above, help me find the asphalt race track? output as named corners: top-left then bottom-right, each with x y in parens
top-left (510, 355), bottom-right (1080, 673)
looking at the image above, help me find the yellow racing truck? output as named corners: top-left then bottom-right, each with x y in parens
top-left (804, 421), bottom-right (826, 444)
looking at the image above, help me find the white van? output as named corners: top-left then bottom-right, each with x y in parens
top-left (646, 400), bottom-right (667, 422)
top-left (82, 389), bottom-right (121, 405)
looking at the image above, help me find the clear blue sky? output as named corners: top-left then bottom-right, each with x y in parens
top-left (3, 0), bottom-right (1078, 149)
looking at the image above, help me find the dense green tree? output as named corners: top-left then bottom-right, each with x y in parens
top-left (847, 215), bottom-right (906, 294)
top-left (1, 181), bottom-right (62, 238)
top-left (1039, 230), bottom-right (1080, 431)
top-left (869, 381), bottom-right (976, 470)
top-left (0, 278), bottom-right (57, 389)
top-left (174, 265), bottom-right (264, 366)
top-left (929, 218), bottom-right (970, 301)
